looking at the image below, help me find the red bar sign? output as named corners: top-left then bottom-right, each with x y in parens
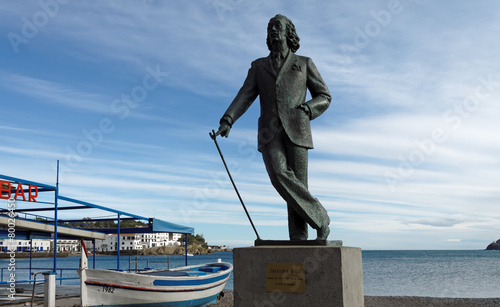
top-left (0, 180), bottom-right (38, 202)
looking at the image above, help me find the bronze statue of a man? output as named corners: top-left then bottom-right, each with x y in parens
top-left (215, 14), bottom-right (331, 240)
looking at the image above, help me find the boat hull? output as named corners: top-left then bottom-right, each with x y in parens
top-left (80, 263), bottom-right (232, 307)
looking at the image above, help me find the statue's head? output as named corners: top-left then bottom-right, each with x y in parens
top-left (266, 14), bottom-right (300, 53)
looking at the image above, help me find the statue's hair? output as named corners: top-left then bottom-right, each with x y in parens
top-left (266, 14), bottom-right (300, 53)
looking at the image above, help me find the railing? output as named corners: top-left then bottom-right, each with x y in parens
top-left (2, 257), bottom-right (173, 286)
top-left (128, 256), bottom-right (138, 273)
top-left (146, 256), bottom-right (170, 270)
top-left (128, 256), bottom-right (170, 272)
top-left (0, 267), bottom-right (79, 285)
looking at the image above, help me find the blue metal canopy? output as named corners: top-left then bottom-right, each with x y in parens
top-left (152, 218), bottom-right (194, 234)
top-left (1, 170), bottom-right (195, 271)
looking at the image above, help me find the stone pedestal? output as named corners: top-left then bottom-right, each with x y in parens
top-left (234, 246), bottom-right (364, 307)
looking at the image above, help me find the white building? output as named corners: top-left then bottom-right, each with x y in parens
top-left (140, 232), bottom-right (182, 249)
top-left (1, 233), bottom-right (183, 253)
top-left (0, 239), bottom-right (50, 252)
top-left (88, 233), bottom-right (182, 252)
top-left (55, 239), bottom-right (80, 252)
top-left (0, 239), bottom-right (86, 253)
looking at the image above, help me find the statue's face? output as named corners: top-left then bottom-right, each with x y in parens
top-left (268, 17), bottom-right (287, 46)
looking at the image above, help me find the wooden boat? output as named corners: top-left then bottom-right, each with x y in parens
top-left (78, 244), bottom-right (232, 307)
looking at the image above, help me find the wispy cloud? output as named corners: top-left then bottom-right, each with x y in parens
top-left (0, 73), bottom-right (110, 113)
top-left (402, 217), bottom-right (466, 228)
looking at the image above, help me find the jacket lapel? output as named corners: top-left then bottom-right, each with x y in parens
top-left (262, 55), bottom-right (276, 77)
top-left (276, 52), bottom-right (296, 84)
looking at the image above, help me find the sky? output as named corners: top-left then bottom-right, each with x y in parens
top-left (1, 0), bottom-right (499, 250)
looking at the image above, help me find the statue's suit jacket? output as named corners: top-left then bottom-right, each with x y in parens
top-left (223, 52), bottom-right (331, 151)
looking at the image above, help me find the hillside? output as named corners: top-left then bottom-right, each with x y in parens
top-left (486, 239), bottom-right (500, 250)
top-left (142, 234), bottom-right (231, 255)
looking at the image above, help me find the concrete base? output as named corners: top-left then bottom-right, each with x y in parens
top-left (234, 246), bottom-right (364, 307)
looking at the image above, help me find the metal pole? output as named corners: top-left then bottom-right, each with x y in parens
top-left (54, 160), bottom-right (59, 273)
top-left (29, 238), bottom-right (32, 284)
top-left (117, 213), bottom-right (121, 271)
top-left (209, 130), bottom-right (261, 240)
top-left (92, 238), bottom-right (96, 269)
top-left (184, 235), bottom-right (188, 266)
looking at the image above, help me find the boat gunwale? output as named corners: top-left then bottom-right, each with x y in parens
top-left (83, 262), bottom-right (233, 281)
top-left (84, 274), bottom-right (230, 293)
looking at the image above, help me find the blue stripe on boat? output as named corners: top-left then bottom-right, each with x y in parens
top-left (86, 275), bottom-right (229, 293)
top-left (152, 273), bottom-right (229, 286)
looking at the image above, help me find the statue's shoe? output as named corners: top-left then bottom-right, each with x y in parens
top-left (316, 224), bottom-right (330, 240)
top-left (290, 236), bottom-right (308, 241)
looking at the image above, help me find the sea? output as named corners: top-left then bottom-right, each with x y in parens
top-left (1, 250), bottom-right (499, 298)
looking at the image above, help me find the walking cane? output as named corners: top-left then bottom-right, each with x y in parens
top-left (209, 129), bottom-right (261, 241)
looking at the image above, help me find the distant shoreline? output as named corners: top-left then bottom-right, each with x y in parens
top-left (0, 252), bottom-right (72, 259)
top-left (0, 249), bottom-right (232, 258)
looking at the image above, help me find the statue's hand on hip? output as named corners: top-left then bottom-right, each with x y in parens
top-left (297, 104), bottom-right (311, 117)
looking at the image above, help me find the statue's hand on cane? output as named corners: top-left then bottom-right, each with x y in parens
top-left (214, 120), bottom-right (231, 138)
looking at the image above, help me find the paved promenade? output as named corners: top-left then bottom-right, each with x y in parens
top-left (2, 285), bottom-right (500, 306)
